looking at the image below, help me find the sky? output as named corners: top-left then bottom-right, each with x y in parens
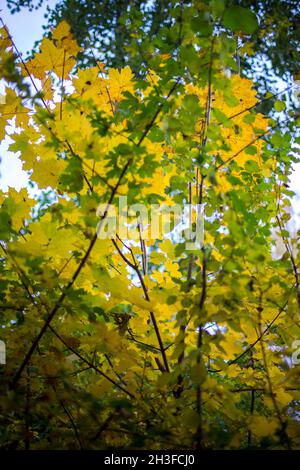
top-left (0, 1), bottom-right (58, 55)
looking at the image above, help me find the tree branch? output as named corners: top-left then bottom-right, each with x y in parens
top-left (10, 158), bottom-right (132, 389)
top-left (112, 238), bottom-right (170, 373)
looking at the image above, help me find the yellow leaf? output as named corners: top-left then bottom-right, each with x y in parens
top-left (249, 415), bottom-right (278, 437)
top-left (108, 66), bottom-right (135, 101)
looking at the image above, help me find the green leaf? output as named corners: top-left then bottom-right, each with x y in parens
top-left (0, 211), bottom-right (12, 241)
top-left (191, 13), bottom-right (213, 37)
top-left (270, 132), bottom-right (284, 147)
top-left (243, 113), bottom-right (256, 124)
top-left (59, 157), bottom-right (84, 193)
top-left (245, 145), bottom-right (257, 155)
top-left (274, 100), bottom-right (286, 112)
top-left (212, 108), bottom-right (231, 125)
top-left (223, 6), bottom-right (258, 35)
top-left (190, 362), bottom-right (207, 385)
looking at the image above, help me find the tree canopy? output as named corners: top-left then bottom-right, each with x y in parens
top-left (0, 1), bottom-right (300, 450)
top-left (6, 1), bottom-right (300, 82)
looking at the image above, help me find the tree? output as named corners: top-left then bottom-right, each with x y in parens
top-left (6, 1), bottom-right (300, 82)
top-left (0, 3), bottom-right (299, 450)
